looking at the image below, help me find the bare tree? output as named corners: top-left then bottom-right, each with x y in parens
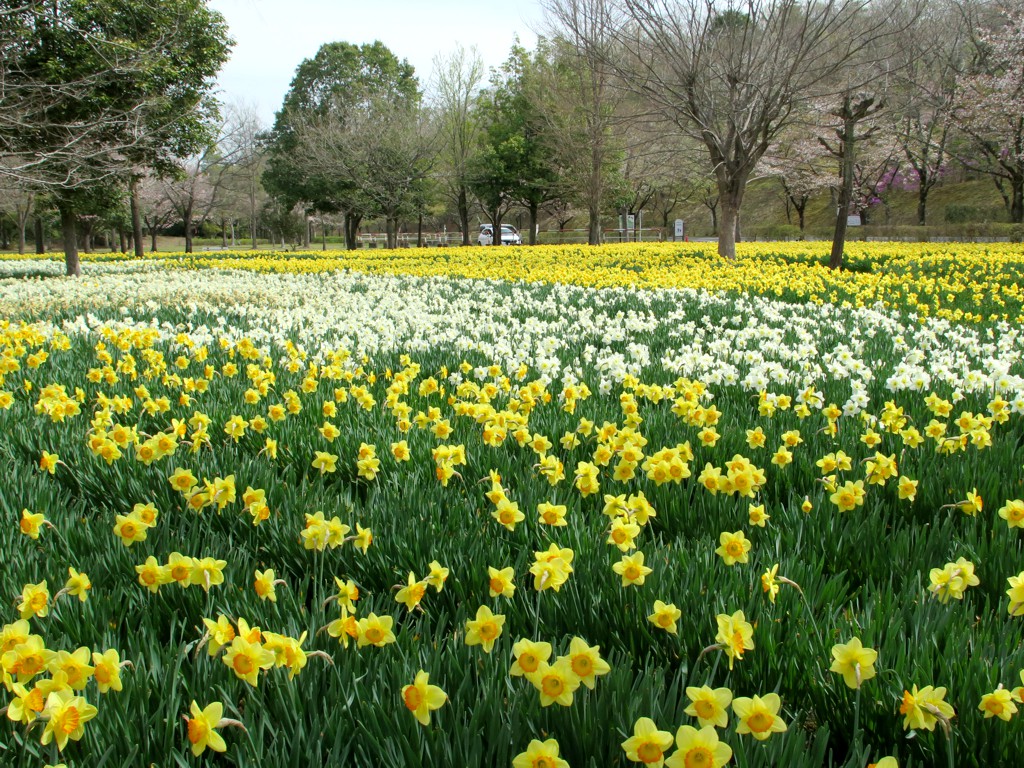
top-left (214, 102), bottom-right (267, 249)
top-left (295, 98), bottom-right (436, 249)
top-left (0, 180), bottom-right (36, 253)
top-left (431, 46), bottom-right (486, 245)
top-left (539, 4), bottom-right (627, 244)
top-left (546, 0), bottom-right (917, 258)
top-left (890, 0), bottom-right (964, 225)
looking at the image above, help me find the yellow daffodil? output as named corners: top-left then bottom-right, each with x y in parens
top-left (185, 700), bottom-right (228, 756)
top-left (715, 531), bottom-right (751, 566)
top-left (563, 636), bottom-right (610, 689)
top-left (664, 725), bottom-right (733, 768)
top-left (613, 551), bottom-right (653, 587)
top-left (356, 612), bottom-right (396, 648)
top-left (733, 693), bottom-right (788, 741)
top-left (464, 605), bottom-right (504, 653)
top-left (18, 581), bottom-right (49, 620)
top-left (621, 716), bottom-right (674, 767)
top-left (830, 637), bottom-right (878, 689)
top-left (685, 685), bottom-right (733, 729)
top-left (401, 669), bottom-right (448, 726)
top-left (527, 658), bottom-right (581, 707)
top-left (512, 739), bottom-right (569, 768)
top-left (648, 600), bottom-right (682, 634)
top-left (40, 689), bottom-right (97, 752)
top-left (510, 638), bottom-right (552, 678)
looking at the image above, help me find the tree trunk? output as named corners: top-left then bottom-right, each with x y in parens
top-left (344, 212), bottom-right (361, 249)
top-left (718, 201), bottom-right (738, 259)
top-left (150, 225), bottom-right (158, 253)
top-left (303, 217), bottom-right (311, 249)
top-left (528, 201), bottom-right (539, 246)
top-left (130, 177), bottom-right (144, 257)
top-left (59, 204), bottom-right (80, 276)
top-left (82, 221), bottom-right (93, 254)
top-left (417, 213), bottom-right (423, 248)
top-left (490, 209), bottom-right (503, 247)
top-left (221, 218), bottom-right (228, 248)
top-left (587, 202), bottom-right (601, 245)
top-left (1012, 173), bottom-right (1024, 224)
top-left (322, 221), bottom-right (327, 251)
top-left (831, 114), bottom-right (857, 270)
top-left (118, 229), bottom-right (126, 252)
top-left (184, 203), bottom-right (194, 253)
top-left (17, 216), bottom-right (27, 254)
top-left (708, 204), bottom-right (718, 235)
top-left (385, 216), bottom-right (398, 249)
top-left (458, 187), bottom-right (470, 246)
top-left (796, 203), bottom-right (806, 232)
top-left (34, 216), bottom-right (45, 254)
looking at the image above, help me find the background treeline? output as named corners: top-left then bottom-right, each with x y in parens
top-left (1, 0), bottom-right (1023, 273)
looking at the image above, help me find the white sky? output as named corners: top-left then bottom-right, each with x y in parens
top-left (207, 0), bottom-right (546, 126)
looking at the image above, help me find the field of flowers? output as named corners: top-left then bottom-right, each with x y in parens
top-left (1, 244), bottom-right (1023, 767)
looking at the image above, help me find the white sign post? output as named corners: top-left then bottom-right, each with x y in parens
top-left (674, 219), bottom-right (684, 241)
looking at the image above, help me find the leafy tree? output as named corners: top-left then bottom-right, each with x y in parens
top-left (264, 41), bottom-right (419, 249)
top-left (470, 45), bottom-right (560, 246)
top-left (0, 0), bottom-right (231, 273)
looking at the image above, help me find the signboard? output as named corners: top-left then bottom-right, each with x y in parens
top-left (626, 214), bottom-right (635, 231)
top-left (674, 219), bottom-right (684, 239)
top-left (847, 215), bottom-right (862, 227)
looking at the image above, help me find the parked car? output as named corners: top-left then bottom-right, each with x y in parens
top-left (478, 224), bottom-right (522, 246)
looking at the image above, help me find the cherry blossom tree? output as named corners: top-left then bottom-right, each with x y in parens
top-left (953, 1), bottom-right (1024, 222)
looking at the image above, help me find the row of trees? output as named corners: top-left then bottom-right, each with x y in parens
top-left (1, 0), bottom-right (1022, 273)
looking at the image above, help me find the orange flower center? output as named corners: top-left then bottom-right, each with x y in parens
top-left (187, 716), bottom-right (208, 745)
top-left (403, 686), bottom-right (423, 711)
top-left (725, 541), bottom-right (744, 558)
top-left (489, 578), bottom-right (505, 595)
top-left (60, 705), bottom-right (81, 735)
top-left (518, 652), bottom-right (539, 674)
top-left (478, 622), bottom-right (499, 641)
top-left (694, 699), bottom-right (716, 720)
top-left (748, 710), bottom-right (774, 733)
top-left (26, 688), bottom-right (44, 712)
top-left (30, 592), bottom-right (47, 610)
top-left (171, 565), bottom-right (189, 582)
top-left (541, 675), bottom-right (564, 697)
top-left (233, 654), bottom-right (255, 675)
top-left (985, 698), bottom-right (1004, 715)
top-left (122, 522), bottom-right (137, 539)
top-left (365, 627), bottom-right (384, 644)
top-left (684, 747), bottom-right (714, 768)
top-left (571, 655), bottom-right (593, 678)
top-left (899, 691), bottom-right (915, 715)
top-left (624, 564), bottom-right (641, 581)
top-left (94, 665), bottom-right (111, 685)
top-left (637, 742), bottom-right (664, 764)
